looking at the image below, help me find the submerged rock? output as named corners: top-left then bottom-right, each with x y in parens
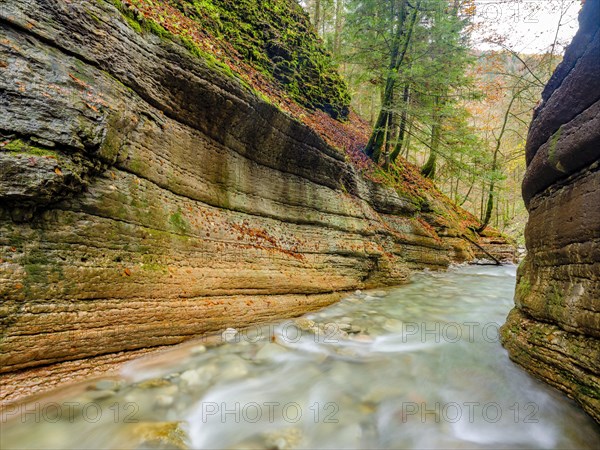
top-left (93, 379), bottom-right (120, 392)
top-left (263, 428), bottom-right (303, 450)
top-left (128, 422), bottom-right (187, 450)
top-left (254, 343), bottom-right (289, 360)
top-left (293, 318), bottom-right (316, 331)
top-left (155, 394), bottom-right (175, 408)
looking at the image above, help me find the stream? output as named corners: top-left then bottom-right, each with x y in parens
top-left (2, 265), bottom-right (599, 449)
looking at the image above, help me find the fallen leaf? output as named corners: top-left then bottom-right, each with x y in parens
top-left (54, 167), bottom-right (63, 175)
top-left (15, 283), bottom-right (23, 290)
top-left (85, 102), bottom-right (99, 112)
top-left (124, 268), bottom-right (132, 276)
top-left (10, 247), bottom-right (17, 252)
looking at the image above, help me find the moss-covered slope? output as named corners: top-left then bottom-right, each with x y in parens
top-left (116, 0), bottom-right (350, 119)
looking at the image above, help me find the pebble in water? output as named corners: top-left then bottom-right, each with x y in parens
top-left (155, 394), bottom-right (175, 408)
top-left (93, 379), bottom-right (120, 391)
top-left (293, 318), bottom-right (316, 331)
top-left (190, 345), bottom-right (207, 355)
top-left (254, 342), bottom-right (289, 360)
top-left (221, 328), bottom-right (238, 343)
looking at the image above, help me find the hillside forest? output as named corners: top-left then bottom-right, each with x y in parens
top-left (301, 0), bottom-right (578, 242)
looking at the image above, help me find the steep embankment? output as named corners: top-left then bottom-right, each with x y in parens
top-left (0, 0), bottom-right (512, 403)
top-left (501, 0), bottom-right (600, 424)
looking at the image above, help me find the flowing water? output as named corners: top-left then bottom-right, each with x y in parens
top-left (2, 265), bottom-right (599, 449)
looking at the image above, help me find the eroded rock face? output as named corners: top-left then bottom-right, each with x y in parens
top-left (501, 0), bottom-right (600, 423)
top-left (0, 0), bottom-right (513, 403)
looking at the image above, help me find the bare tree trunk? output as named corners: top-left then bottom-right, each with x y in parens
top-left (421, 96), bottom-right (441, 179)
top-left (314, 0), bottom-right (321, 33)
top-left (365, 0), bottom-right (421, 162)
top-left (333, 0), bottom-right (343, 56)
top-left (477, 89), bottom-right (523, 232)
top-left (390, 84), bottom-right (410, 163)
top-left (460, 174), bottom-right (476, 206)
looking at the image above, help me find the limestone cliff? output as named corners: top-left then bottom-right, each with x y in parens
top-left (501, 0), bottom-right (600, 424)
top-left (0, 0), bottom-right (513, 403)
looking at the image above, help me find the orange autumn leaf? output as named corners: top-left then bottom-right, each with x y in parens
top-left (85, 102), bottom-right (99, 112)
top-left (54, 167), bottom-right (63, 176)
top-left (124, 268), bottom-right (132, 276)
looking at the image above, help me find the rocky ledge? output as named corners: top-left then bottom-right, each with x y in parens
top-left (0, 0), bottom-right (513, 404)
top-left (501, 0), bottom-right (600, 424)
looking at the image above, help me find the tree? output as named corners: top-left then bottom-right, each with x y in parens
top-left (363, 0), bottom-right (420, 162)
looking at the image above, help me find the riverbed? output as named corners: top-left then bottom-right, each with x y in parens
top-left (2, 265), bottom-right (599, 449)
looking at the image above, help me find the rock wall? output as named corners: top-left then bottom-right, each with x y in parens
top-left (501, 0), bottom-right (600, 424)
top-left (0, 0), bottom-right (512, 403)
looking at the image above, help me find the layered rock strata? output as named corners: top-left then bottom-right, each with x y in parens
top-left (501, 0), bottom-right (600, 423)
top-left (0, 0), bottom-right (512, 403)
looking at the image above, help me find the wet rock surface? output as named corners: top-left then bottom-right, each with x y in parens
top-left (0, 0), bottom-right (513, 403)
top-left (501, 0), bottom-right (600, 424)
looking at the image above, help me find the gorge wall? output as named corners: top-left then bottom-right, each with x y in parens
top-left (501, 0), bottom-right (600, 424)
top-left (0, 0), bottom-right (513, 404)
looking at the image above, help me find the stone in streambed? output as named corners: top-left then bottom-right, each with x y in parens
top-left (155, 394), bottom-right (175, 408)
top-left (180, 365), bottom-right (217, 388)
top-left (254, 342), bottom-right (289, 360)
top-left (221, 328), bottom-right (239, 343)
top-left (190, 345), bottom-right (207, 355)
top-left (127, 422), bottom-right (188, 449)
top-left (293, 318), bottom-right (316, 331)
top-left (367, 290), bottom-right (388, 298)
top-left (219, 357), bottom-right (248, 380)
top-left (93, 379), bottom-right (120, 391)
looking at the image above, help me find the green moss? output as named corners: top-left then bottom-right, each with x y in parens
top-left (85, 8), bottom-right (103, 24)
top-left (141, 262), bottom-right (169, 273)
top-left (2, 139), bottom-right (58, 157)
top-left (169, 210), bottom-right (190, 233)
top-left (577, 383), bottom-right (600, 399)
top-left (108, 0), bottom-right (350, 119)
top-left (516, 277), bottom-right (532, 298)
top-left (125, 14), bottom-right (143, 33)
top-left (7, 235), bottom-right (24, 248)
top-left (548, 284), bottom-right (563, 307)
top-left (548, 126), bottom-right (562, 165)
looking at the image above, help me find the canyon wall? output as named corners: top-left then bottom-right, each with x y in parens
top-left (501, 0), bottom-right (600, 423)
top-left (0, 0), bottom-right (512, 403)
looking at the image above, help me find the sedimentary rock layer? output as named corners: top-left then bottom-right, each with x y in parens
top-left (501, 0), bottom-right (600, 423)
top-left (0, 0), bottom-right (512, 403)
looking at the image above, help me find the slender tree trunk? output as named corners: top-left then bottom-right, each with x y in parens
top-left (404, 119), bottom-right (413, 160)
top-left (477, 89), bottom-right (522, 232)
top-left (480, 181), bottom-right (486, 221)
top-left (314, 0), bottom-right (321, 33)
top-left (333, 0), bottom-right (343, 56)
top-left (460, 174), bottom-right (476, 206)
top-left (390, 84), bottom-right (410, 163)
top-left (365, 0), bottom-right (420, 162)
top-left (421, 97), bottom-right (441, 179)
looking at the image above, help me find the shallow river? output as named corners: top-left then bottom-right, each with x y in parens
top-left (2, 265), bottom-right (599, 449)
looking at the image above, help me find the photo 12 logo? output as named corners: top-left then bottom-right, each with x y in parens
top-left (1, 402), bottom-right (139, 424)
top-left (400, 402), bottom-right (539, 424)
top-left (468, 1), bottom-right (547, 24)
top-left (196, 401), bottom-right (339, 424)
